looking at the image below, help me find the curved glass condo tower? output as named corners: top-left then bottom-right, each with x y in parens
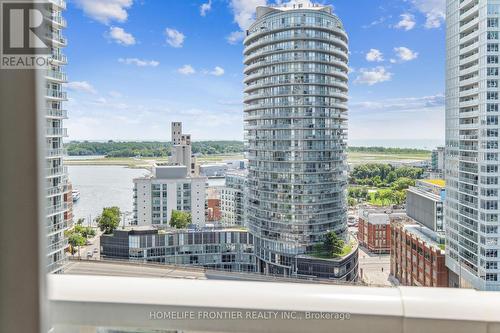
top-left (243, 2), bottom-right (349, 276)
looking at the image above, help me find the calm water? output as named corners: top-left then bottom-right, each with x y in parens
top-left (68, 166), bottom-right (150, 224)
top-left (68, 165), bottom-right (225, 225)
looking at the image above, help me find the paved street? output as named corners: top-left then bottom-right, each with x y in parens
top-left (357, 246), bottom-right (394, 287)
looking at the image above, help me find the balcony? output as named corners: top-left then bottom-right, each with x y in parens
top-left (46, 148), bottom-right (67, 158)
top-left (46, 202), bottom-right (68, 216)
top-left (46, 128), bottom-right (68, 137)
top-left (48, 274), bottom-right (500, 333)
top-left (46, 166), bottom-right (68, 178)
top-left (45, 69), bottom-right (67, 83)
top-left (46, 89), bottom-right (67, 100)
top-left (51, 52), bottom-right (68, 64)
top-left (46, 108), bottom-right (68, 119)
top-left (48, 0), bottom-right (67, 9)
top-left (49, 14), bottom-right (67, 28)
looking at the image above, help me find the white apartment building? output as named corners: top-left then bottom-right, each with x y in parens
top-left (45, 0), bottom-right (71, 273)
top-left (446, 0), bottom-right (500, 290)
top-left (133, 165), bottom-right (206, 227)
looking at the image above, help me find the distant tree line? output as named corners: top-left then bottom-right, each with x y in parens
top-left (65, 140), bottom-right (245, 157)
top-left (348, 146), bottom-right (430, 154)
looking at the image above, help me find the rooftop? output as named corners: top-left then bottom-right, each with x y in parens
top-left (421, 179), bottom-right (445, 187)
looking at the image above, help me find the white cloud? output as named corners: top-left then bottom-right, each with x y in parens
top-left (108, 26), bottom-right (136, 45)
top-left (227, 0), bottom-right (267, 44)
top-left (411, 0), bottom-right (445, 28)
top-left (351, 94), bottom-right (444, 112)
top-left (109, 91), bottom-right (122, 98)
top-left (366, 49), bottom-right (384, 62)
top-left (165, 28), bottom-right (185, 48)
top-left (355, 67), bottom-right (392, 85)
top-left (210, 66), bottom-right (225, 76)
top-left (200, 0), bottom-right (212, 16)
top-left (227, 31), bottom-right (246, 44)
top-left (66, 81), bottom-right (97, 94)
top-left (394, 47), bottom-right (418, 62)
top-left (118, 58), bottom-right (159, 67)
top-left (74, 0), bottom-right (133, 25)
top-left (395, 14), bottom-right (416, 31)
top-left (177, 65), bottom-right (196, 75)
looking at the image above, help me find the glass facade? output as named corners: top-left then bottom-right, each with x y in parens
top-left (243, 5), bottom-right (349, 275)
top-left (446, 0), bottom-right (500, 290)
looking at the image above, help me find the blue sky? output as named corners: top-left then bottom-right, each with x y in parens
top-left (64, 0), bottom-right (446, 147)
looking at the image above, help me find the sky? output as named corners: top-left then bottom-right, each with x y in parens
top-left (63, 0), bottom-right (446, 148)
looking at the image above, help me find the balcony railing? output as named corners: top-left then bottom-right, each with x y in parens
top-left (48, 274), bottom-right (500, 333)
top-left (48, 0), bottom-right (67, 9)
top-left (46, 69), bottom-right (67, 82)
top-left (46, 89), bottom-right (67, 100)
top-left (46, 108), bottom-right (68, 119)
top-left (46, 128), bottom-right (68, 137)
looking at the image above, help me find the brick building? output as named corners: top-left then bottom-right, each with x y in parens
top-left (357, 207), bottom-right (405, 254)
top-left (390, 218), bottom-right (448, 287)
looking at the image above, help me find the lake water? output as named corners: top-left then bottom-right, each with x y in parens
top-left (68, 166), bottom-right (150, 224)
top-left (68, 165), bottom-right (225, 225)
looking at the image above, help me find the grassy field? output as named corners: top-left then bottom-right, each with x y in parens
top-left (64, 154), bottom-right (245, 168)
top-left (347, 151), bottom-right (430, 164)
top-left (65, 151), bottom-right (430, 167)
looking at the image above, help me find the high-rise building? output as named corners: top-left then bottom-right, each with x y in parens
top-left (431, 146), bottom-right (446, 176)
top-left (221, 170), bottom-right (248, 226)
top-left (445, 0), bottom-right (500, 290)
top-left (45, 0), bottom-right (71, 273)
top-left (243, 1), bottom-right (350, 276)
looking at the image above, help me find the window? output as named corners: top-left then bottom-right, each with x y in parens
top-left (488, 18), bottom-right (499, 28)
top-left (488, 67), bottom-right (499, 76)
top-left (488, 31), bottom-right (499, 40)
top-left (488, 56), bottom-right (499, 64)
top-left (488, 80), bottom-right (499, 88)
top-left (488, 43), bottom-right (499, 52)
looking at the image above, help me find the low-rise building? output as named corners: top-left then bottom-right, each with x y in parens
top-left (390, 218), bottom-right (448, 287)
top-left (390, 179), bottom-right (449, 287)
top-left (206, 187), bottom-right (222, 222)
top-left (357, 207), bottom-right (406, 253)
top-left (199, 163), bottom-right (228, 177)
top-left (133, 164), bottom-right (206, 227)
top-left (100, 226), bottom-right (256, 272)
top-left (406, 179), bottom-right (445, 233)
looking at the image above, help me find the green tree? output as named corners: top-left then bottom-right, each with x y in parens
top-left (169, 210), bottom-right (192, 229)
top-left (96, 206), bottom-right (121, 234)
top-left (348, 197), bottom-right (357, 207)
top-left (324, 231), bottom-right (345, 258)
top-left (68, 232), bottom-right (86, 256)
top-left (391, 177), bottom-right (415, 191)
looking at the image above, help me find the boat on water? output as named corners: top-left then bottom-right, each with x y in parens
top-left (72, 189), bottom-right (80, 202)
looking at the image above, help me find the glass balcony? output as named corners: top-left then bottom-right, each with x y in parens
top-left (46, 108), bottom-right (68, 119)
top-left (46, 203), bottom-right (68, 216)
top-left (46, 69), bottom-right (67, 82)
top-left (46, 128), bottom-right (68, 137)
top-left (46, 166), bottom-right (68, 178)
top-left (48, 0), bottom-right (67, 9)
top-left (46, 89), bottom-right (67, 100)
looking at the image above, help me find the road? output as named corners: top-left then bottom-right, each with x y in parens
top-left (357, 246), bottom-right (394, 286)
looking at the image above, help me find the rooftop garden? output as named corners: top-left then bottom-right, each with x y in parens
top-left (311, 231), bottom-right (355, 259)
